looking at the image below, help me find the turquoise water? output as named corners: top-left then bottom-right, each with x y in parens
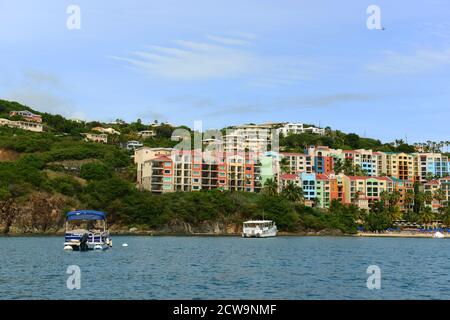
top-left (1, 236), bottom-right (450, 299)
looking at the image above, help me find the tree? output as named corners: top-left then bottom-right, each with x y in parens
top-left (281, 181), bottom-right (304, 203)
top-left (419, 207), bottom-right (435, 225)
top-left (404, 189), bottom-right (415, 213)
top-left (333, 158), bottom-right (343, 174)
top-left (262, 178), bottom-right (278, 196)
top-left (80, 162), bottom-right (112, 181)
top-left (280, 157), bottom-right (290, 173)
top-left (434, 188), bottom-right (447, 214)
top-left (345, 133), bottom-right (360, 149)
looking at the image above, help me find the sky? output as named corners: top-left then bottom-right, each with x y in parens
top-left (0, 0), bottom-right (449, 144)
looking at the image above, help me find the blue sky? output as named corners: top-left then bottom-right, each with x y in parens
top-left (1, 0), bottom-right (449, 143)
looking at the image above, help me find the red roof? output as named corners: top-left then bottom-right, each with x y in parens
top-left (347, 176), bottom-right (391, 181)
top-left (281, 152), bottom-right (306, 156)
top-left (153, 156), bottom-right (172, 162)
top-left (281, 173), bottom-right (298, 180)
top-left (316, 174), bottom-right (329, 180)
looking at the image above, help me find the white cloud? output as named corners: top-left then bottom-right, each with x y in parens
top-left (205, 34), bottom-right (251, 46)
top-left (109, 35), bottom-right (314, 85)
top-left (366, 48), bottom-right (450, 75)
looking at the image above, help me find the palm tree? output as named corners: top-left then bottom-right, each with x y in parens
top-left (333, 158), bottom-right (343, 174)
top-left (434, 188), bottom-right (447, 214)
top-left (280, 157), bottom-right (290, 173)
top-left (442, 211), bottom-right (450, 227)
top-left (352, 190), bottom-right (362, 203)
top-left (404, 189), bottom-right (415, 213)
top-left (389, 191), bottom-right (402, 210)
top-left (263, 178), bottom-right (278, 196)
top-left (380, 190), bottom-right (390, 208)
top-left (312, 197), bottom-right (321, 208)
top-left (419, 207), bottom-right (435, 225)
top-left (281, 181), bottom-right (304, 203)
top-left (425, 172), bottom-right (434, 182)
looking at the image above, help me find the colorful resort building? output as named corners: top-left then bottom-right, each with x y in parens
top-left (135, 145), bottom-right (450, 213)
top-left (134, 147), bottom-right (279, 193)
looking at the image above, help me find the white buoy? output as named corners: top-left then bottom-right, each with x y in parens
top-left (94, 245), bottom-right (103, 250)
top-left (64, 245), bottom-right (73, 251)
top-left (122, 243), bottom-right (128, 247)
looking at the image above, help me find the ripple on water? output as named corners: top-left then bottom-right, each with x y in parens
top-left (0, 236), bottom-right (449, 299)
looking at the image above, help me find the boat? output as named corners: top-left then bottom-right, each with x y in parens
top-left (242, 220), bottom-right (277, 238)
top-left (63, 210), bottom-right (112, 251)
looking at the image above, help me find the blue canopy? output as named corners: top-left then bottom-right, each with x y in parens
top-left (66, 210), bottom-right (106, 221)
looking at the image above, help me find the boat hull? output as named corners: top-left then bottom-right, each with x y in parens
top-left (64, 242), bottom-right (110, 251)
top-left (242, 229), bottom-right (277, 238)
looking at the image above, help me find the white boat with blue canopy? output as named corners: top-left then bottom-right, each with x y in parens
top-left (64, 210), bottom-right (112, 251)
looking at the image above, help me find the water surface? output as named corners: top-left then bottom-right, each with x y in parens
top-left (1, 236), bottom-right (449, 299)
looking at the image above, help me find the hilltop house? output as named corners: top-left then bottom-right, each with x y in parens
top-left (9, 110), bottom-right (42, 123)
top-left (92, 127), bottom-right (121, 135)
top-left (0, 118), bottom-right (43, 132)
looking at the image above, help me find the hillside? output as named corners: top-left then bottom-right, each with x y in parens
top-left (0, 98), bottom-right (444, 235)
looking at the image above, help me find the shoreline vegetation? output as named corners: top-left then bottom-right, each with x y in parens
top-left (0, 99), bottom-right (449, 236)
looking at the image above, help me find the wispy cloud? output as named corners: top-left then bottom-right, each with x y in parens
top-left (205, 34), bottom-right (251, 46)
top-left (365, 48), bottom-right (450, 75)
top-left (109, 34), bottom-right (315, 85)
top-left (281, 93), bottom-right (381, 107)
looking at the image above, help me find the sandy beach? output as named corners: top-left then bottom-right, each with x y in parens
top-left (356, 232), bottom-right (448, 238)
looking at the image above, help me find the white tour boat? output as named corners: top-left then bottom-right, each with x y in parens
top-left (242, 220), bottom-right (277, 238)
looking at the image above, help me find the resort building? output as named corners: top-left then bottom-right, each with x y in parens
top-left (9, 110), bottom-right (42, 123)
top-left (224, 124), bottom-right (273, 154)
top-left (0, 118), bottom-right (43, 132)
top-left (413, 153), bottom-right (450, 182)
top-left (134, 145), bottom-right (450, 213)
top-left (134, 147), bottom-right (277, 193)
top-left (280, 152), bottom-right (314, 174)
top-left (343, 176), bottom-right (393, 209)
top-left (280, 173), bottom-right (301, 189)
top-left (378, 152), bottom-right (414, 181)
top-left (276, 122), bottom-right (325, 136)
